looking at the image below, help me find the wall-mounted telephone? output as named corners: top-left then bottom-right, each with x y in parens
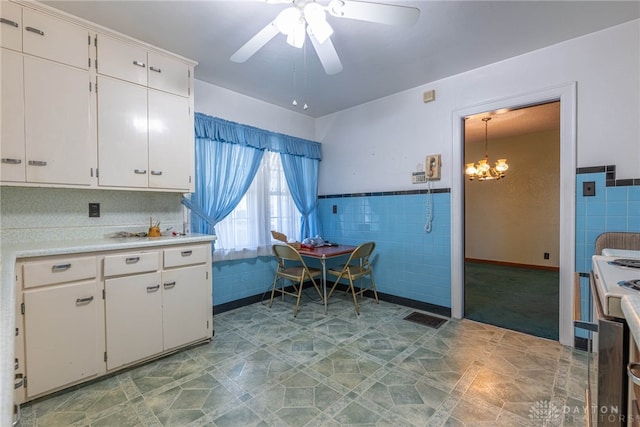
top-left (425, 154), bottom-right (441, 180)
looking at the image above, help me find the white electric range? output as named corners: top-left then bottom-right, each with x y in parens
top-left (592, 255), bottom-right (640, 318)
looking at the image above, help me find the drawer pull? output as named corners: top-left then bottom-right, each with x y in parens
top-left (147, 284), bottom-right (160, 292)
top-left (163, 281), bottom-right (176, 289)
top-left (150, 170), bottom-right (162, 176)
top-left (14, 358), bottom-right (19, 370)
top-left (149, 66), bottom-right (162, 73)
top-left (132, 60), bottom-right (146, 68)
top-left (125, 257), bottom-right (140, 264)
top-left (629, 362), bottom-right (640, 386)
top-left (25, 26), bottom-right (44, 36)
top-left (76, 296), bottom-right (94, 305)
top-left (51, 263), bottom-right (71, 271)
top-left (0, 18), bottom-right (19, 28)
top-left (28, 160), bottom-right (47, 166)
top-left (181, 250), bottom-right (193, 256)
top-left (1, 158), bottom-right (22, 164)
top-left (14, 374), bottom-right (23, 389)
top-left (134, 169), bottom-right (147, 174)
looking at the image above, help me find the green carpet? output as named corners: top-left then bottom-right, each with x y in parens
top-left (464, 261), bottom-right (559, 340)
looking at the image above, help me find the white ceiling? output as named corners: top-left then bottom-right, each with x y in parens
top-left (41, 0), bottom-right (638, 119)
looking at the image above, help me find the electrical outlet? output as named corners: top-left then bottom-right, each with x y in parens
top-left (583, 181), bottom-right (596, 197)
top-left (89, 203), bottom-right (100, 218)
top-left (332, 205), bottom-right (337, 214)
top-left (544, 252), bottom-right (550, 260)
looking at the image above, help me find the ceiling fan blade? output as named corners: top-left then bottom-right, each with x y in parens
top-left (230, 22), bottom-right (280, 63)
top-left (308, 32), bottom-right (343, 75)
top-left (328, 0), bottom-right (420, 26)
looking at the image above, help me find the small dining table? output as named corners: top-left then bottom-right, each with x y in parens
top-left (297, 244), bottom-right (356, 314)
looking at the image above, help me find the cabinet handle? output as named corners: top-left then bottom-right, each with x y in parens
top-left (1, 158), bottom-right (22, 165)
top-left (125, 256), bottom-right (140, 264)
top-left (25, 26), bottom-right (44, 36)
top-left (150, 170), bottom-right (162, 176)
top-left (149, 66), bottom-right (162, 73)
top-left (164, 281), bottom-right (176, 289)
top-left (132, 60), bottom-right (146, 68)
top-left (51, 263), bottom-right (71, 271)
top-left (0, 18), bottom-right (18, 28)
top-left (76, 296), bottom-right (94, 305)
top-left (181, 250), bottom-right (192, 256)
top-left (134, 169), bottom-right (147, 174)
top-left (14, 374), bottom-right (23, 389)
top-left (147, 284), bottom-right (160, 292)
top-left (28, 160), bottom-right (47, 166)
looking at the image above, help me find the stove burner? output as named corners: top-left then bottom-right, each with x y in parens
top-left (619, 279), bottom-right (640, 291)
top-left (610, 258), bottom-right (640, 268)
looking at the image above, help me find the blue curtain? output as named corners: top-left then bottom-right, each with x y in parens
top-left (185, 113), bottom-right (322, 243)
top-left (184, 135), bottom-right (263, 237)
top-left (280, 153), bottom-right (319, 239)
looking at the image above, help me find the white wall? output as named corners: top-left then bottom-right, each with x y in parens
top-left (194, 80), bottom-right (316, 141)
top-left (316, 20), bottom-right (640, 195)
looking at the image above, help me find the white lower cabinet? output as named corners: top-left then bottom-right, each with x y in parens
top-left (105, 271), bottom-right (164, 370)
top-left (23, 280), bottom-right (104, 399)
top-left (162, 264), bottom-right (210, 350)
top-left (15, 241), bottom-right (212, 405)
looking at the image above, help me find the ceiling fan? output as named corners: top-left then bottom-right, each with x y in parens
top-left (230, 0), bottom-right (420, 75)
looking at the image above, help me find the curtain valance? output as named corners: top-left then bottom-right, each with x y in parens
top-left (194, 113), bottom-right (322, 160)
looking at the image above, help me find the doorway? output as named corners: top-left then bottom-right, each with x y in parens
top-left (450, 82), bottom-right (577, 347)
top-left (462, 102), bottom-right (561, 340)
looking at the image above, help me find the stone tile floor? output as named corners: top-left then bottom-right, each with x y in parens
top-left (18, 293), bottom-right (590, 426)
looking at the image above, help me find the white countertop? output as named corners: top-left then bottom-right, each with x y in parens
top-left (0, 234), bottom-right (216, 427)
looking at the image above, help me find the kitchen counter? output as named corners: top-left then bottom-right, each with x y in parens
top-left (0, 234), bottom-right (216, 427)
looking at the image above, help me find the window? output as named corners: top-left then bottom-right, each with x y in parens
top-left (213, 151), bottom-right (301, 261)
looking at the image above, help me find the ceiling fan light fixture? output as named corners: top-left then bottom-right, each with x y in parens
top-left (286, 19), bottom-right (306, 48)
top-left (275, 7), bottom-right (301, 35)
top-left (304, 3), bottom-right (333, 43)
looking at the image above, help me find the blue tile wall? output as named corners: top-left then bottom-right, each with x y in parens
top-left (212, 256), bottom-right (275, 305)
top-left (575, 172), bottom-right (640, 335)
top-left (317, 192), bottom-right (452, 308)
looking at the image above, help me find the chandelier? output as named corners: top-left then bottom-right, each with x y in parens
top-left (465, 117), bottom-right (509, 181)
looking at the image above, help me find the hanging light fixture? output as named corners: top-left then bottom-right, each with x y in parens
top-left (465, 117), bottom-right (509, 181)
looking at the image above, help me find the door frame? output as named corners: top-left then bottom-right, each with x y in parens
top-left (451, 82), bottom-right (577, 347)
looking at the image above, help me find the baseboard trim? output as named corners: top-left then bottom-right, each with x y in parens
top-left (465, 257), bottom-right (560, 272)
top-left (213, 283), bottom-right (451, 318)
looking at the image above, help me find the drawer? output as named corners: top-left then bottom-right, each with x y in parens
top-left (164, 245), bottom-right (208, 268)
top-left (23, 256), bottom-right (96, 288)
top-left (104, 251), bottom-right (159, 277)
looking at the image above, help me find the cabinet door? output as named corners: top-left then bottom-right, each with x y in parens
top-left (148, 52), bottom-right (189, 97)
top-left (23, 280), bottom-right (103, 398)
top-left (105, 272), bottom-right (163, 370)
top-left (22, 8), bottom-right (88, 70)
top-left (97, 33), bottom-right (147, 86)
top-left (162, 264), bottom-right (210, 350)
top-left (97, 76), bottom-right (149, 188)
top-left (1, 48), bottom-right (25, 182)
top-left (148, 90), bottom-right (192, 190)
top-left (0, 1), bottom-right (22, 51)
top-left (24, 56), bottom-right (92, 185)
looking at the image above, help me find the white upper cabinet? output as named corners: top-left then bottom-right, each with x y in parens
top-left (1, 48), bottom-right (25, 182)
top-left (96, 34), bottom-right (147, 86)
top-left (24, 56), bottom-right (92, 185)
top-left (147, 52), bottom-right (190, 97)
top-left (97, 33), bottom-right (191, 97)
top-left (22, 8), bottom-right (88, 70)
top-left (0, 1), bottom-right (22, 51)
top-left (148, 90), bottom-right (192, 190)
top-left (97, 76), bottom-right (149, 188)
